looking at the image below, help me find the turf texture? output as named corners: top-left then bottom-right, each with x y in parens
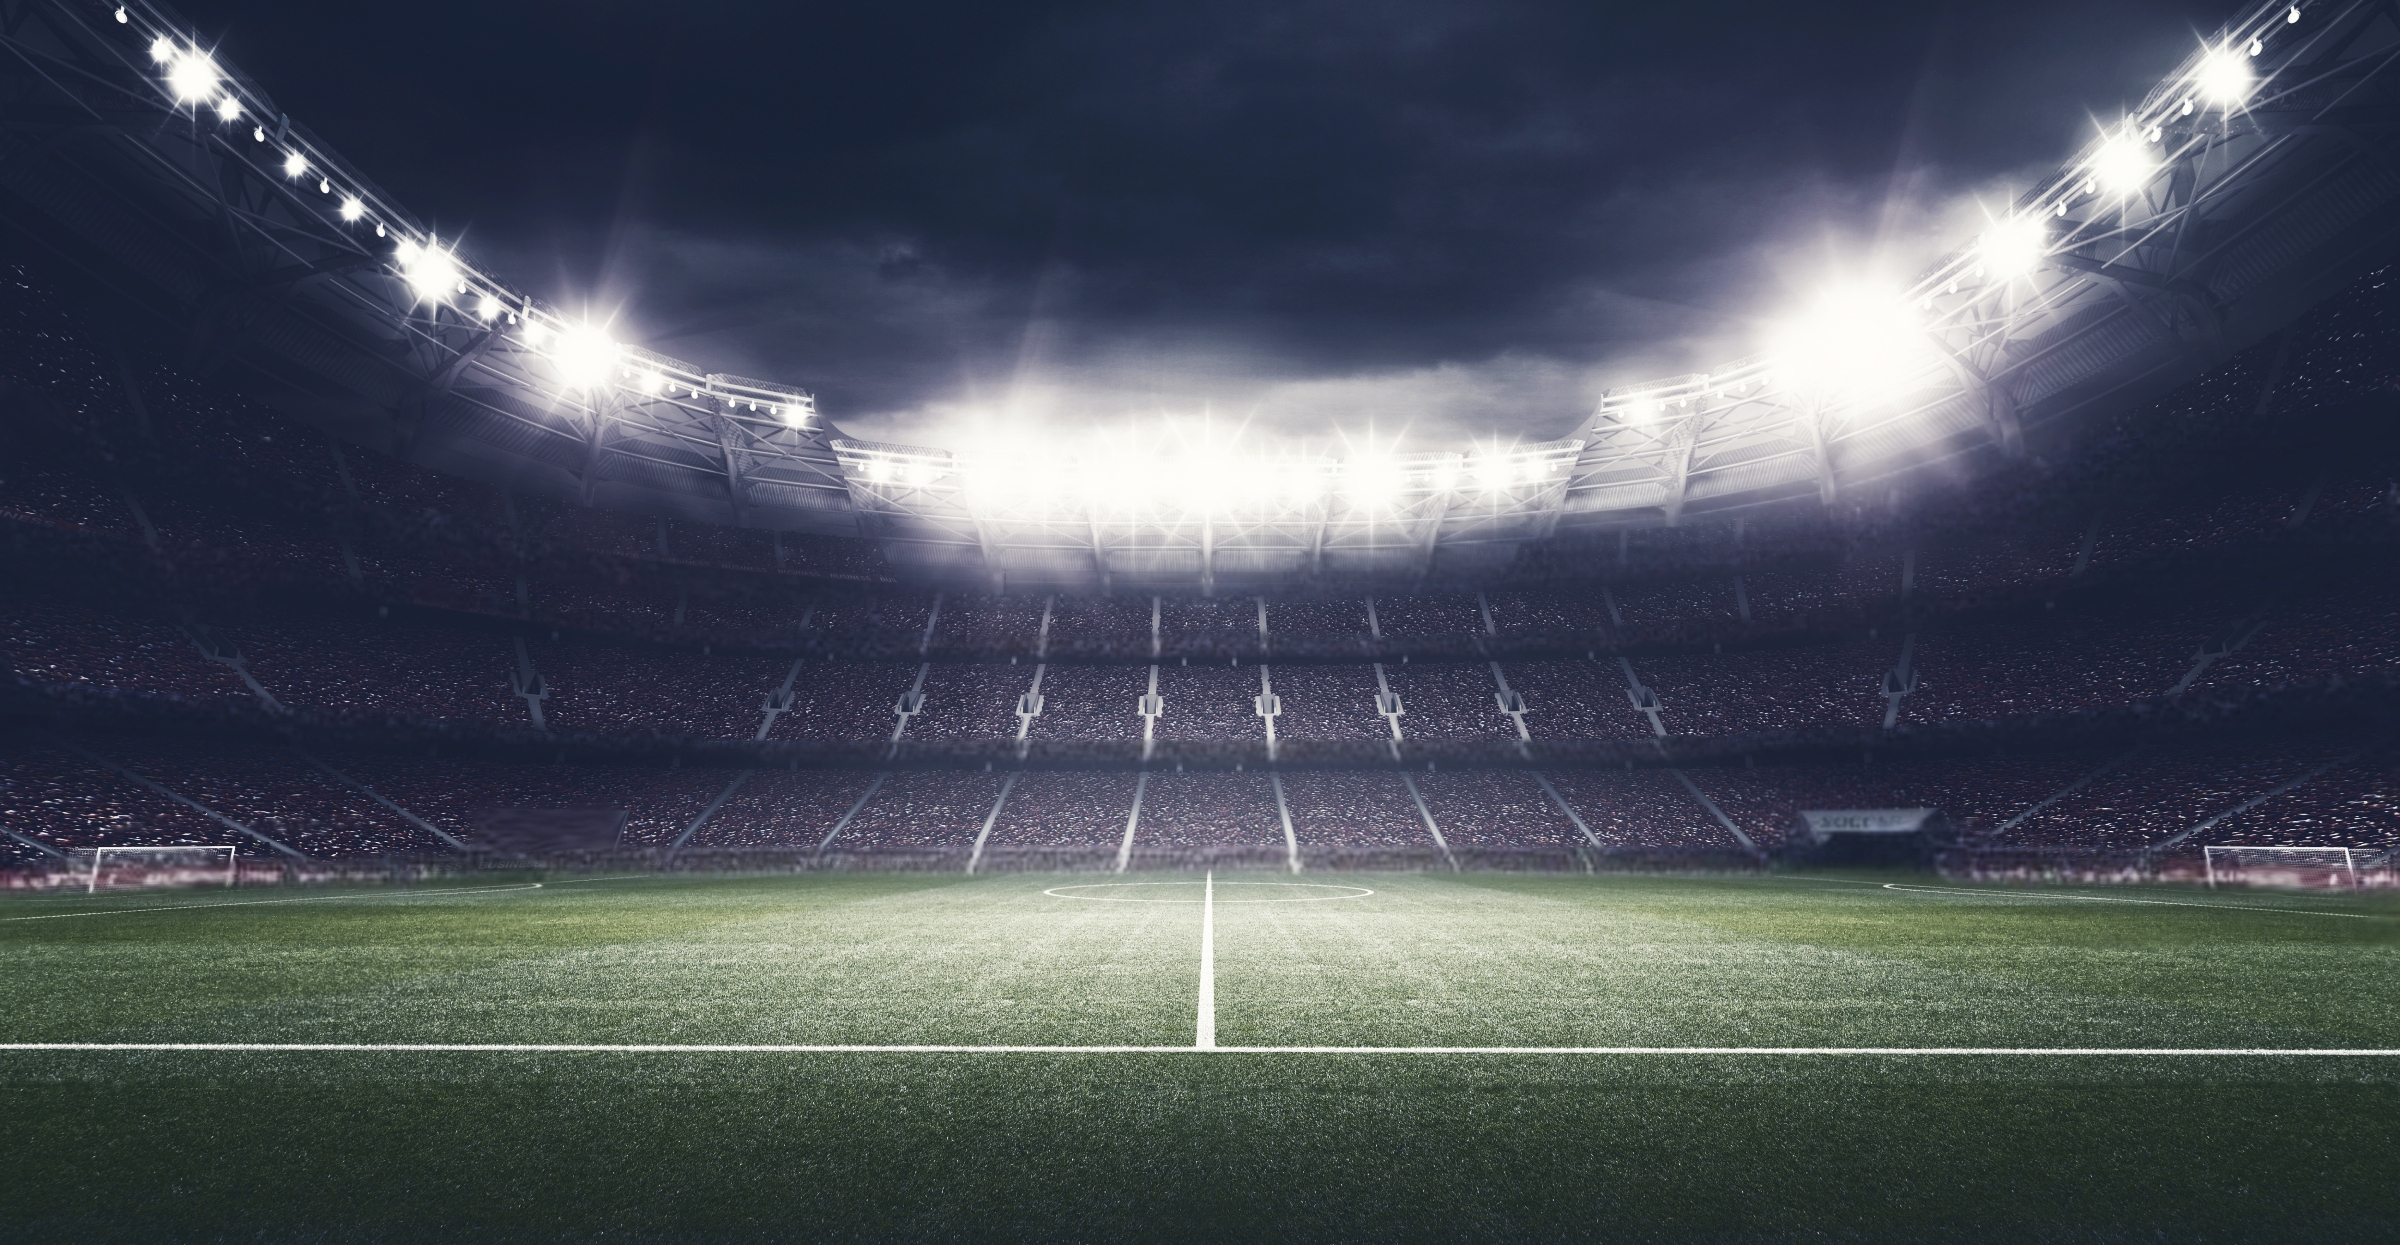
top-left (2, 869), bottom-right (2396, 1241)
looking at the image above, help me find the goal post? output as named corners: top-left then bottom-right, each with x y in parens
top-left (79, 845), bottom-right (241, 893)
top-left (2202, 845), bottom-right (2358, 890)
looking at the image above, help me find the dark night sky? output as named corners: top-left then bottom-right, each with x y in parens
top-left (178, 0), bottom-right (2234, 452)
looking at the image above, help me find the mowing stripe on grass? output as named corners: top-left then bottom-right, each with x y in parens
top-left (0, 883), bottom-right (546, 921)
top-left (1196, 869), bottom-right (1215, 1050)
top-left (1880, 883), bottom-right (2385, 917)
top-left (3, 1043), bottom-right (2398, 1056)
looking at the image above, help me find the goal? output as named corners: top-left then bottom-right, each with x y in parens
top-left (2202, 845), bottom-right (2360, 890)
top-left (78, 844), bottom-right (240, 893)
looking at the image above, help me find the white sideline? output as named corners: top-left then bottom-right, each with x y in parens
top-left (0, 884), bottom-right (546, 921)
top-left (1, 1043), bottom-right (2395, 1056)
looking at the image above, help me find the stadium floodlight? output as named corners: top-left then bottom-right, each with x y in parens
top-left (1343, 459), bottom-right (1402, 507)
top-left (1978, 215), bottom-right (2047, 280)
top-left (2249, 34), bottom-right (2263, 55)
top-left (397, 239), bottom-right (458, 305)
top-left (338, 194), bottom-right (364, 221)
top-left (1276, 462), bottom-right (1327, 505)
top-left (551, 323), bottom-right (619, 392)
top-left (114, 5), bottom-right (127, 23)
top-left (1470, 454), bottom-right (1511, 492)
top-left (2091, 131), bottom-right (2152, 196)
top-left (1768, 286), bottom-right (1935, 403)
top-left (214, 96), bottom-right (241, 122)
top-left (2196, 48), bottom-right (2253, 105)
top-left (777, 403), bottom-right (804, 428)
top-left (2289, 4), bottom-right (2301, 22)
top-left (476, 294), bottom-right (502, 321)
top-left (281, 151), bottom-right (307, 179)
top-left (148, 35), bottom-right (173, 61)
top-left (164, 49), bottom-right (219, 104)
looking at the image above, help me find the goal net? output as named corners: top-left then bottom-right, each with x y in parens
top-left (74, 845), bottom-right (240, 893)
top-left (2202, 845), bottom-right (2359, 890)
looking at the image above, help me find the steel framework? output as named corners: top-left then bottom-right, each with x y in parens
top-left (0, 0), bottom-right (2394, 591)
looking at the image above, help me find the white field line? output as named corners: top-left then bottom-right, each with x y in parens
top-left (1, 1043), bottom-right (2396, 1057)
top-left (1880, 883), bottom-right (2385, 918)
top-left (0, 884), bottom-right (546, 922)
top-left (1196, 869), bottom-right (1215, 1050)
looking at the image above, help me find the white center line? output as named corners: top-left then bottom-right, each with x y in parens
top-left (1196, 869), bottom-right (1216, 1050)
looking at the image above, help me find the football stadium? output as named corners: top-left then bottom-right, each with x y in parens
top-left (3, 0), bottom-right (2400, 1238)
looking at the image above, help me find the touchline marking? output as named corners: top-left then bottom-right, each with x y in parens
top-left (1881, 883), bottom-right (2383, 918)
top-left (2, 1043), bottom-right (2396, 1057)
top-left (0, 884), bottom-right (545, 922)
top-left (1196, 869), bottom-right (1215, 1050)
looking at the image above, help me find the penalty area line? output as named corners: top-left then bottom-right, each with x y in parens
top-left (1, 1043), bottom-right (2397, 1057)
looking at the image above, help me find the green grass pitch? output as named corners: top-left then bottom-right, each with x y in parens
top-left (4, 869), bottom-right (2398, 1241)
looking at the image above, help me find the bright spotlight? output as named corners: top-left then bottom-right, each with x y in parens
top-left (2091, 132), bottom-right (2152, 196)
top-left (164, 50), bottom-right (219, 103)
top-left (338, 195), bottom-right (364, 222)
top-left (148, 36), bottom-right (173, 62)
top-left (551, 324), bottom-right (620, 392)
top-left (1767, 287), bottom-right (1935, 403)
top-left (777, 403), bottom-right (804, 428)
top-left (281, 152), bottom-right (306, 179)
top-left (213, 96), bottom-right (241, 122)
top-left (1343, 459), bottom-right (1402, 507)
top-left (1471, 455), bottom-right (1510, 492)
top-left (476, 294), bottom-right (501, 322)
top-left (1519, 459), bottom-right (1546, 484)
top-left (2197, 49), bottom-right (2253, 105)
top-left (397, 240), bottom-right (458, 305)
top-left (1276, 464), bottom-right (1325, 506)
top-left (1978, 215), bottom-right (2047, 280)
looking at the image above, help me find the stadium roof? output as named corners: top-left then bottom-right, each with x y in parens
top-left (1, 0), bottom-right (2396, 590)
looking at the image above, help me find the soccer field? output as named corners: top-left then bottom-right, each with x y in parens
top-left (4, 870), bottom-right (2398, 1241)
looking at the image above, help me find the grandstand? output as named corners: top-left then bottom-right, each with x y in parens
top-left (2, 0), bottom-right (2399, 1240)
